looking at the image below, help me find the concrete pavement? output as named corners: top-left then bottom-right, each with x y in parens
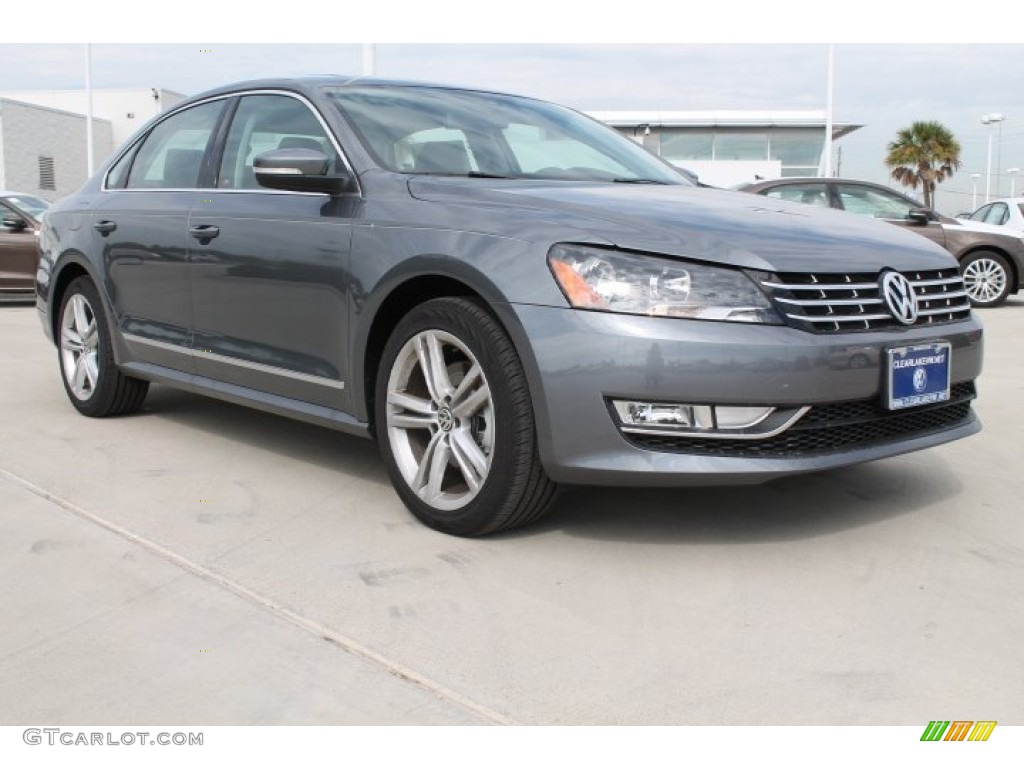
top-left (1, 299), bottom-right (1022, 724)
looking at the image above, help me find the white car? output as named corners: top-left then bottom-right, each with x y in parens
top-left (963, 197), bottom-right (1024, 234)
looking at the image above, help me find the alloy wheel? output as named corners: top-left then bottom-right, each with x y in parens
top-left (60, 293), bottom-right (100, 401)
top-left (385, 329), bottom-right (495, 511)
top-left (962, 257), bottom-right (1008, 305)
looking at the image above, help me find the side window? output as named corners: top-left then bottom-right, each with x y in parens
top-left (126, 100), bottom-right (224, 190)
top-left (984, 203), bottom-right (1009, 225)
top-left (835, 185), bottom-right (914, 218)
top-left (0, 202), bottom-right (22, 230)
top-left (762, 183), bottom-right (830, 208)
top-left (105, 145), bottom-right (139, 189)
top-left (217, 94), bottom-right (336, 190)
top-left (969, 204), bottom-right (992, 222)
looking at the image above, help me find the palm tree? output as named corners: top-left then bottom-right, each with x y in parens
top-left (885, 121), bottom-right (962, 210)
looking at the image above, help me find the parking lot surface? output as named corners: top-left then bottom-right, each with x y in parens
top-left (1, 300), bottom-right (1021, 725)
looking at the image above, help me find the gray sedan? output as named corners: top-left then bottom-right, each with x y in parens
top-left (36, 77), bottom-right (983, 535)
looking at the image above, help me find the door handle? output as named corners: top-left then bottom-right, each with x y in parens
top-left (188, 224), bottom-right (220, 242)
top-left (93, 220), bottom-right (117, 235)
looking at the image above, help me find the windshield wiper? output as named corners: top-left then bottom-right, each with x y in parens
top-left (612, 177), bottom-right (670, 185)
top-left (414, 171), bottom-right (517, 179)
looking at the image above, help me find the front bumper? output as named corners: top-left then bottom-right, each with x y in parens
top-left (500, 304), bottom-right (983, 486)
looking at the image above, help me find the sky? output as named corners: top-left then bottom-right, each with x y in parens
top-left (2, 8), bottom-right (1021, 215)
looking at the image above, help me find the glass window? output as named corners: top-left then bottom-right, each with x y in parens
top-left (501, 122), bottom-right (631, 177)
top-left (769, 130), bottom-right (824, 168)
top-left (217, 94), bottom-right (338, 190)
top-left (395, 126), bottom-right (479, 174)
top-left (4, 194), bottom-right (49, 218)
top-left (715, 132), bottom-right (768, 161)
top-left (968, 204), bottom-right (992, 222)
top-left (835, 184), bottom-right (917, 218)
top-left (105, 146), bottom-right (138, 189)
top-left (660, 132), bottom-right (714, 161)
top-left (325, 86), bottom-right (686, 184)
top-left (984, 203), bottom-right (1009, 225)
top-left (761, 183), bottom-right (830, 208)
top-left (127, 100), bottom-right (224, 189)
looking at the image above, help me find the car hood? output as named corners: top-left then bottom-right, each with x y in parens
top-left (407, 179), bottom-right (955, 273)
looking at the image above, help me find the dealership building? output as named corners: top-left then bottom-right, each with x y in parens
top-left (589, 110), bottom-right (862, 188)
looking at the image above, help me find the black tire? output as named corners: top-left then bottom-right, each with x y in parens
top-left (961, 251), bottom-right (1013, 308)
top-left (375, 297), bottom-right (557, 536)
top-left (57, 276), bottom-right (149, 417)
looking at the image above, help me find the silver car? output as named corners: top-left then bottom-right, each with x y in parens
top-left (36, 78), bottom-right (983, 535)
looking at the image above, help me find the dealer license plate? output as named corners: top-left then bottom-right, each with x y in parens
top-left (885, 342), bottom-right (951, 410)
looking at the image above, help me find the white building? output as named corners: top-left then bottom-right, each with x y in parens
top-left (588, 110), bottom-right (862, 188)
top-left (0, 88), bottom-right (185, 148)
top-left (0, 88), bottom-right (184, 201)
top-left (0, 98), bottom-right (112, 201)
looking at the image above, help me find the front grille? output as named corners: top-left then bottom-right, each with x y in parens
top-left (762, 267), bottom-right (971, 333)
top-left (627, 382), bottom-right (976, 457)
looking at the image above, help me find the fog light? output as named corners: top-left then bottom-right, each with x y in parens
top-left (611, 400), bottom-right (777, 433)
top-left (613, 401), bottom-right (714, 430)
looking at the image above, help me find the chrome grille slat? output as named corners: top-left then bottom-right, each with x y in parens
top-left (762, 268), bottom-right (971, 333)
top-left (775, 296), bottom-right (885, 307)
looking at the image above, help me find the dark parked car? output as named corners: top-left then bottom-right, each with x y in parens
top-left (739, 177), bottom-right (1024, 308)
top-left (36, 78), bottom-right (983, 535)
top-left (1, 191), bottom-right (49, 299)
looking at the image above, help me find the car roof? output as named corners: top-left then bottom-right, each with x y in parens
top-left (186, 75), bottom-right (521, 104)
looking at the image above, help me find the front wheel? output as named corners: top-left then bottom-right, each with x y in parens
top-left (375, 297), bottom-right (557, 536)
top-left (57, 276), bottom-right (149, 417)
top-left (961, 251), bottom-right (1012, 308)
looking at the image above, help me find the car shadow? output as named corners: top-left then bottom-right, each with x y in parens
top-left (140, 385), bottom-right (964, 546)
top-left (141, 385), bottom-right (391, 486)
top-left (516, 457), bottom-right (962, 545)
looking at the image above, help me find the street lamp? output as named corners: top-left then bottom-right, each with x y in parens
top-left (1009, 167), bottom-right (1021, 198)
top-left (970, 173), bottom-right (981, 210)
top-left (981, 113), bottom-right (1005, 203)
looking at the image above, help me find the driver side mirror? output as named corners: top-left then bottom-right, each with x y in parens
top-left (2, 214), bottom-right (27, 231)
top-left (253, 148), bottom-right (356, 195)
top-left (907, 207), bottom-right (934, 225)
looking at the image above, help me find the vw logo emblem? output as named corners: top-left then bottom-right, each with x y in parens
top-left (880, 271), bottom-right (919, 325)
top-left (913, 367), bottom-right (928, 393)
top-left (437, 407), bottom-right (455, 432)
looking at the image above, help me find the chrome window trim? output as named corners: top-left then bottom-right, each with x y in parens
top-left (102, 89), bottom-right (362, 198)
top-left (123, 333), bottom-right (345, 390)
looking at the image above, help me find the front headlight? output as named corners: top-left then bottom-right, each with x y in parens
top-left (547, 244), bottom-right (781, 324)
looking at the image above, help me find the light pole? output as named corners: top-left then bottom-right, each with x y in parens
top-left (1009, 167), bottom-right (1021, 198)
top-left (970, 173), bottom-right (981, 210)
top-left (982, 113), bottom-right (1005, 203)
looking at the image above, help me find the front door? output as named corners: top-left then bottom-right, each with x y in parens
top-left (188, 92), bottom-right (357, 411)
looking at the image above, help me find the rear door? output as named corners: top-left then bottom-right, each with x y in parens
top-left (94, 98), bottom-right (227, 371)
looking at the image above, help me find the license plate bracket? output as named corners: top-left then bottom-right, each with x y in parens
top-left (885, 342), bottom-right (952, 410)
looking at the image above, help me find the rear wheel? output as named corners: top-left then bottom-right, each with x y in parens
top-left (57, 276), bottom-right (149, 416)
top-left (375, 297), bottom-right (557, 536)
top-left (961, 251), bottom-right (1012, 308)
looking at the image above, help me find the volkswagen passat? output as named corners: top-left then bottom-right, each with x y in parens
top-left (36, 77), bottom-right (983, 535)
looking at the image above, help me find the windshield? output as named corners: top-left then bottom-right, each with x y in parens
top-left (324, 85), bottom-right (688, 185)
top-left (4, 194), bottom-right (50, 219)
